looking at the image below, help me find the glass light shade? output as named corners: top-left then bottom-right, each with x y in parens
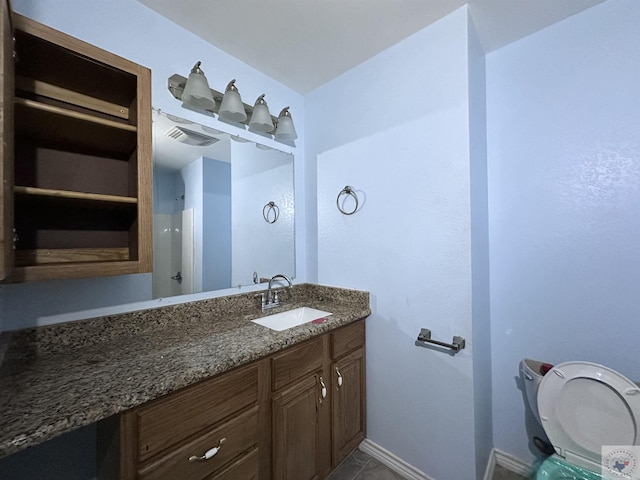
top-left (248, 94), bottom-right (274, 132)
top-left (218, 79), bottom-right (247, 122)
top-left (181, 62), bottom-right (215, 110)
top-left (275, 107), bottom-right (297, 141)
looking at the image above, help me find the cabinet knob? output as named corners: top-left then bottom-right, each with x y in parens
top-left (188, 437), bottom-right (226, 462)
top-left (335, 367), bottom-right (343, 388)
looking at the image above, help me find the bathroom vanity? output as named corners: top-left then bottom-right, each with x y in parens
top-left (103, 319), bottom-right (365, 480)
top-left (0, 284), bottom-right (370, 480)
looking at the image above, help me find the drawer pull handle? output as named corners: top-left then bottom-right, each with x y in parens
top-left (188, 437), bottom-right (226, 462)
top-left (319, 376), bottom-right (327, 400)
top-left (335, 367), bottom-right (343, 388)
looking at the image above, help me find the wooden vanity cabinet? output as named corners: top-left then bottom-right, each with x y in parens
top-left (271, 319), bottom-right (366, 479)
top-left (330, 320), bottom-right (367, 468)
top-left (99, 319), bottom-right (366, 480)
top-left (0, 7), bottom-right (152, 282)
top-left (271, 335), bottom-right (332, 480)
top-left (99, 360), bottom-right (270, 480)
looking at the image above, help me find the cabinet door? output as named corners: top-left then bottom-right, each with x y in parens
top-left (332, 347), bottom-right (366, 467)
top-left (0, 0), bottom-right (14, 280)
top-left (272, 373), bottom-right (328, 480)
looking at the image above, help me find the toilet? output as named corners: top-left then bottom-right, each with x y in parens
top-left (520, 358), bottom-right (640, 480)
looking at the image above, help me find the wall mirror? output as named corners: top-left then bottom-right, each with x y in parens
top-left (152, 109), bottom-right (295, 299)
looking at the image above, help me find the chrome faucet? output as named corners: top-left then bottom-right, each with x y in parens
top-left (260, 274), bottom-right (293, 311)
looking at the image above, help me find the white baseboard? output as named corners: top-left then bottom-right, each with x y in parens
top-left (493, 449), bottom-right (531, 477)
top-left (359, 438), bottom-right (434, 480)
top-left (482, 449), bottom-right (496, 480)
top-left (359, 441), bottom-right (531, 480)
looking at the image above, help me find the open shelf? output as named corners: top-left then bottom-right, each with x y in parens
top-left (15, 75), bottom-right (131, 121)
top-left (13, 28), bottom-right (137, 110)
top-left (1, 10), bottom-right (151, 282)
top-left (15, 98), bottom-right (138, 159)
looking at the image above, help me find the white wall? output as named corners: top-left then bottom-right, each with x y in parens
top-left (311, 7), bottom-right (489, 479)
top-left (1, 0), bottom-right (304, 331)
top-left (487, 0), bottom-right (640, 465)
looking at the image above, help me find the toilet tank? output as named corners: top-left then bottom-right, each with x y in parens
top-left (520, 358), bottom-right (551, 424)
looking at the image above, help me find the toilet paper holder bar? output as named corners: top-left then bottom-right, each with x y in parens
top-left (415, 328), bottom-right (466, 354)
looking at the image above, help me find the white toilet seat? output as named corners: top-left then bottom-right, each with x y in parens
top-left (537, 361), bottom-right (640, 472)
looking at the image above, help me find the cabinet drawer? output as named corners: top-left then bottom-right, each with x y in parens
top-left (331, 320), bottom-right (365, 359)
top-left (138, 406), bottom-right (258, 480)
top-left (137, 363), bottom-right (258, 462)
top-left (209, 447), bottom-right (258, 480)
top-left (272, 335), bottom-right (325, 391)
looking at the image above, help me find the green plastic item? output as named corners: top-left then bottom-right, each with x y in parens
top-left (535, 456), bottom-right (605, 480)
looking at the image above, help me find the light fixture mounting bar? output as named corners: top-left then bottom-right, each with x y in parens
top-left (167, 74), bottom-right (278, 126)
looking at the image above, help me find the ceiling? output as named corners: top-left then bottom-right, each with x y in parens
top-left (138, 0), bottom-right (603, 94)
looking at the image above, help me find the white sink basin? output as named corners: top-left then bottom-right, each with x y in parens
top-left (252, 307), bottom-right (333, 331)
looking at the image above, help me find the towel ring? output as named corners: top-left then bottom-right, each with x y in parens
top-left (336, 186), bottom-right (359, 215)
top-left (263, 201), bottom-right (279, 223)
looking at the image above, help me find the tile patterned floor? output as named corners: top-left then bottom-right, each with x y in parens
top-left (494, 464), bottom-right (529, 480)
top-left (327, 449), bottom-right (405, 480)
top-left (327, 449), bottom-right (530, 480)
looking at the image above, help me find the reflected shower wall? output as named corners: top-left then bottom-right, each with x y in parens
top-left (152, 210), bottom-right (195, 298)
top-left (152, 158), bottom-right (231, 298)
top-left (153, 167), bottom-right (195, 298)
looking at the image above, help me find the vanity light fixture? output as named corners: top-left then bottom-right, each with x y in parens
top-left (181, 61), bottom-right (216, 110)
top-left (274, 107), bottom-right (298, 141)
top-left (248, 94), bottom-right (274, 132)
top-left (167, 65), bottom-right (297, 143)
top-left (218, 79), bottom-right (247, 122)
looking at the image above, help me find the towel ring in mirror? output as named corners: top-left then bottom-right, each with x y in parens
top-left (263, 201), bottom-right (279, 223)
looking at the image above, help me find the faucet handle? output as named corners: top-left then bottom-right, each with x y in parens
top-left (254, 292), bottom-right (266, 308)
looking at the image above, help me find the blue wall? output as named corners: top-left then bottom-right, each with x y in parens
top-left (310, 7), bottom-right (489, 478)
top-left (202, 158), bottom-right (232, 291)
top-left (487, 0), bottom-right (640, 464)
top-left (153, 168), bottom-right (184, 215)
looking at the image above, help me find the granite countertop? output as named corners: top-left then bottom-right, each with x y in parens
top-left (0, 283), bottom-right (370, 458)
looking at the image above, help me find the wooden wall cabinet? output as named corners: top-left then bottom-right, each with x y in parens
top-left (0, 6), bottom-right (152, 283)
top-left (100, 320), bottom-right (366, 480)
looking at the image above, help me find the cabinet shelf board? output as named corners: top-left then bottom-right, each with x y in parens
top-left (15, 100), bottom-right (137, 160)
top-left (16, 97), bottom-right (136, 131)
top-left (14, 186), bottom-right (137, 204)
top-left (16, 76), bottom-right (130, 121)
top-left (11, 260), bottom-right (142, 282)
top-left (16, 247), bottom-right (130, 266)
